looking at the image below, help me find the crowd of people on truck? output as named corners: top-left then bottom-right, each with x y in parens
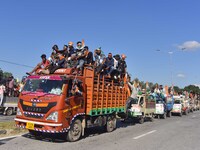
top-left (0, 76), bottom-right (26, 106)
top-left (26, 40), bottom-right (127, 80)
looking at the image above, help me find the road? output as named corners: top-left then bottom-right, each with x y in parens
top-left (0, 114), bottom-right (15, 122)
top-left (1, 111), bottom-right (200, 150)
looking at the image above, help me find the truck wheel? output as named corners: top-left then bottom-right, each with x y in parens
top-left (106, 116), bottom-right (116, 132)
top-left (162, 113), bottom-right (166, 119)
top-left (150, 117), bottom-right (154, 122)
top-left (185, 110), bottom-right (188, 115)
top-left (138, 117), bottom-right (144, 124)
top-left (67, 119), bottom-right (82, 142)
top-left (6, 108), bottom-right (13, 116)
top-left (167, 112), bottom-right (171, 117)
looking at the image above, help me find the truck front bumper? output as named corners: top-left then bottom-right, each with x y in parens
top-left (15, 118), bottom-right (69, 133)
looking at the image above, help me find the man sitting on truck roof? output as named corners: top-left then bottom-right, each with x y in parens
top-left (40, 53), bottom-right (66, 75)
top-left (84, 46), bottom-right (94, 65)
top-left (94, 47), bottom-right (106, 74)
top-left (26, 54), bottom-right (51, 76)
top-left (68, 41), bottom-right (75, 57)
top-left (75, 41), bottom-right (86, 75)
top-left (104, 53), bottom-right (114, 78)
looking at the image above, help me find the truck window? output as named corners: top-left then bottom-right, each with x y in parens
top-left (68, 79), bottom-right (83, 97)
top-left (140, 97), bottom-right (144, 105)
top-left (23, 79), bottom-right (63, 95)
top-left (174, 100), bottom-right (181, 104)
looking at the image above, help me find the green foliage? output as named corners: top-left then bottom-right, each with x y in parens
top-left (184, 85), bottom-right (200, 94)
top-left (173, 86), bottom-right (183, 93)
top-left (3, 72), bottom-right (13, 79)
top-left (0, 68), bottom-right (3, 81)
top-left (0, 68), bottom-right (13, 81)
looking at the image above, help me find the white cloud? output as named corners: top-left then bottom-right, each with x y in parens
top-left (177, 73), bottom-right (185, 78)
top-left (194, 84), bottom-right (200, 88)
top-left (177, 41), bottom-right (200, 51)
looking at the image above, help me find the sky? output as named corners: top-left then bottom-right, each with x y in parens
top-left (0, 0), bottom-right (200, 88)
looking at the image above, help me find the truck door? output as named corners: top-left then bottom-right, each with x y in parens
top-left (67, 79), bottom-right (85, 113)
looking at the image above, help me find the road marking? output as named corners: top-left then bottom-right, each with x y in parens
top-left (133, 130), bottom-right (157, 140)
top-left (0, 134), bottom-right (23, 141)
top-left (192, 115), bottom-right (196, 118)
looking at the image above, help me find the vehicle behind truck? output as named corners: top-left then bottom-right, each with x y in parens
top-left (15, 68), bottom-right (130, 141)
top-left (154, 95), bottom-right (167, 119)
top-left (128, 94), bottom-right (155, 124)
top-left (165, 95), bottom-right (174, 117)
top-left (172, 96), bottom-right (189, 116)
top-left (0, 96), bottom-right (18, 115)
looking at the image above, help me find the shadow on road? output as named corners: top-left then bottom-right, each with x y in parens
top-left (21, 119), bottom-right (136, 143)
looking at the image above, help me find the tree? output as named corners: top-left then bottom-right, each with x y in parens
top-left (0, 68), bottom-right (3, 81)
top-left (3, 72), bottom-right (13, 79)
top-left (184, 85), bottom-right (200, 94)
top-left (173, 86), bottom-right (183, 93)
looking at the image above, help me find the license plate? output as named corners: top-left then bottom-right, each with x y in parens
top-left (26, 122), bottom-right (34, 130)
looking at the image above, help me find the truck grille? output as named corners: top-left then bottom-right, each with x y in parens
top-left (24, 113), bottom-right (44, 119)
top-left (20, 99), bottom-right (57, 114)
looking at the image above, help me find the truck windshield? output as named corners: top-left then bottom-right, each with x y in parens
top-left (174, 100), bottom-right (181, 104)
top-left (23, 79), bottom-right (64, 95)
top-left (132, 98), bottom-right (139, 104)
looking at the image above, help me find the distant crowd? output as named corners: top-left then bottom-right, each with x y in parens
top-left (26, 40), bottom-right (127, 79)
top-left (0, 76), bottom-right (26, 106)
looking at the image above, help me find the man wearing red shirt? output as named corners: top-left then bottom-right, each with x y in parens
top-left (26, 54), bottom-right (50, 75)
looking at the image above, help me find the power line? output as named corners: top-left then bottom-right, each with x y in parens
top-left (0, 59), bottom-right (34, 68)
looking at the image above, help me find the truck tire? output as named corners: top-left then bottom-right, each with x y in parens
top-left (106, 116), bottom-right (116, 132)
top-left (167, 111), bottom-right (171, 117)
top-left (162, 113), bottom-right (166, 119)
top-left (67, 119), bottom-right (82, 142)
top-left (138, 117), bottom-right (144, 124)
top-left (5, 108), bottom-right (13, 116)
top-left (150, 117), bottom-right (154, 122)
top-left (184, 110), bottom-right (188, 115)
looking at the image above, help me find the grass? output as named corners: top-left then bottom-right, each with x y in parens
top-left (0, 121), bottom-right (27, 138)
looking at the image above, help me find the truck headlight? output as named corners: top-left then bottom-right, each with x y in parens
top-left (17, 108), bottom-right (22, 116)
top-left (46, 112), bottom-right (58, 122)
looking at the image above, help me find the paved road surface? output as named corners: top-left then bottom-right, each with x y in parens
top-left (1, 111), bottom-right (200, 150)
top-left (0, 114), bottom-right (15, 122)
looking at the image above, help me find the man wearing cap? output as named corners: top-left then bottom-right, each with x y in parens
top-left (68, 41), bottom-right (75, 57)
top-left (94, 47), bottom-right (106, 74)
top-left (26, 54), bottom-right (50, 75)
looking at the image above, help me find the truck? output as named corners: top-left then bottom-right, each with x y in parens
top-left (154, 95), bottom-right (167, 119)
top-left (165, 94), bottom-right (174, 117)
top-left (15, 68), bottom-right (130, 141)
top-left (0, 96), bottom-right (18, 115)
top-left (171, 97), bottom-right (189, 116)
top-left (127, 94), bottom-right (155, 124)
